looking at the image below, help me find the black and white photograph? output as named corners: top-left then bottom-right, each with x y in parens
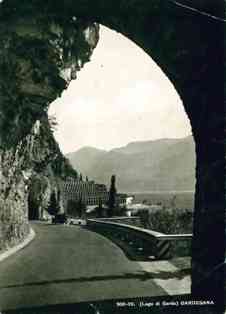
top-left (0, 1), bottom-right (225, 313)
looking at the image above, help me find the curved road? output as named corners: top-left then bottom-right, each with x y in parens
top-left (0, 222), bottom-right (166, 311)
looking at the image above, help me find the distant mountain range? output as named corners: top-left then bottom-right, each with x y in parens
top-left (66, 135), bottom-right (196, 192)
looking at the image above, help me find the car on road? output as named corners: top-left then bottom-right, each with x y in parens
top-left (52, 213), bottom-right (68, 224)
top-left (68, 218), bottom-right (87, 226)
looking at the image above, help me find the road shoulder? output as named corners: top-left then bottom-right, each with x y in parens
top-left (0, 227), bottom-right (35, 263)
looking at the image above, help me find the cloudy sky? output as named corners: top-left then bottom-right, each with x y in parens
top-left (48, 25), bottom-right (191, 154)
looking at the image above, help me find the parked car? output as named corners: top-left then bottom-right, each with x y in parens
top-left (52, 213), bottom-right (67, 224)
top-left (69, 218), bottom-right (87, 226)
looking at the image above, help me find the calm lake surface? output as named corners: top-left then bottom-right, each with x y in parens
top-left (125, 191), bottom-right (195, 210)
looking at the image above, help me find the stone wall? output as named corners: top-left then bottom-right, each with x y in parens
top-left (0, 126), bottom-right (35, 252)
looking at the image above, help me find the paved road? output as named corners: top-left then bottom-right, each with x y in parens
top-left (0, 222), bottom-right (166, 311)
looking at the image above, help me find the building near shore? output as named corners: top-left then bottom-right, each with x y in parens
top-left (62, 178), bottom-right (127, 214)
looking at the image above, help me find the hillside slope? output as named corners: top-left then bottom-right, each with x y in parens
top-left (66, 135), bottom-right (196, 192)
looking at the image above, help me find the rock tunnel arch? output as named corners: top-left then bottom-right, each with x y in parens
top-left (0, 0), bottom-right (225, 305)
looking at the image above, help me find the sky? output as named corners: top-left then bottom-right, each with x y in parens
top-left (48, 25), bottom-right (191, 154)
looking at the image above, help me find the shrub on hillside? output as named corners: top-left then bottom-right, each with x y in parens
top-left (138, 208), bottom-right (193, 234)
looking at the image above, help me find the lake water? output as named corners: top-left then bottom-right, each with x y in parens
top-left (125, 191), bottom-right (195, 210)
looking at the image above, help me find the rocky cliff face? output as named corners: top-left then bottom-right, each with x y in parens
top-left (26, 116), bottom-right (78, 220)
top-left (0, 9), bottom-right (99, 252)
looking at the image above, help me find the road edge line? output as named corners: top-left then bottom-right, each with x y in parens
top-left (0, 227), bottom-right (36, 263)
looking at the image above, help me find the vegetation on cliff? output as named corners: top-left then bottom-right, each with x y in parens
top-left (0, 6), bottom-right (99, 148)
top-left (0, 5), bottom-right (99, 248)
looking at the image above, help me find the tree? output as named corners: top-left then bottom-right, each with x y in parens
top-left (66, 199), bottom-right (77, 216)
top-left (108, 175), bottom-right (117, 217)
top-left (96, 198), bottom-right (103, 218)
top-left (47, 192), bottom-right (60, 215)
top-left (77, 197), bottom-right (86, 218)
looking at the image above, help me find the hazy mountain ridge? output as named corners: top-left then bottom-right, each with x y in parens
top-left (66, 135), bottom-right (195, 192)
top-left (111, 138), bottom-right (182, 155)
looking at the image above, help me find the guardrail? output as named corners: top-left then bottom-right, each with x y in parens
top-left (87, 218), bottom-right (192, 260)
top-left (96, 216), bottom-right (142, 227)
